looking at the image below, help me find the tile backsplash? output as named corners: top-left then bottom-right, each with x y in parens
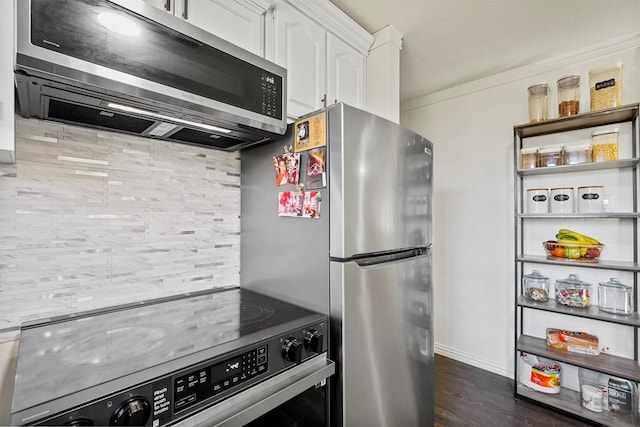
top-left (0, 117), bottom-right (241, 331)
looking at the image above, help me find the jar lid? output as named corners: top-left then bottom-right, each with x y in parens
top-left (557, 75), bottom-right (580, 88)
top-left (527, 188), bottom-right (548, 192)
top-left (550, 187), bottom-right (574, 190)
top-left (578, 185), bottom-right (603, 189)
top-left (591, 128), bottom-right (619, 137)
top-left (523, 269), bottom-right (549, 283)
top-left (521, 147), bottom-right (539, 154)
top-left (556, 273), bottom-right (591, 288)
top-left (527, 83), bottom-right (549, 96)
top-left (598, 277), bottom-right (631, 290)
top-left (564, 144), bottom-right (591, 152)
top-left (589, 62), bottom-right (623, 76)
top-left (538, 146), bottom-right (563, 154)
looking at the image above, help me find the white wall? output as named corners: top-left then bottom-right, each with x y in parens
top-left (401, 33), bottom-right (640, 378)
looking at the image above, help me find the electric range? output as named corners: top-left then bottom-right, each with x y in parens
top-left (10, 287), bottom-right (328, 426)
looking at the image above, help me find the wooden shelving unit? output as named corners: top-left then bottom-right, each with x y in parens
top-left (513, 103), bottom-right (640, 426)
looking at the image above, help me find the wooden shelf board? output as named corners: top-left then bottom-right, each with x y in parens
top-left (517, 335), bottom-right (640, 382)
top-left (517, 212), bottom-right (640, 219)
top-left (517, 296), bottom-right (640, 327)
top-left (514, 103), bottom-right (640, 138)
top-left (517, 255), bottom-right (640, 272)
top-left (516, 384), bottom-right (638, 427)
top-left (517, 158), bottom-right (640, 176)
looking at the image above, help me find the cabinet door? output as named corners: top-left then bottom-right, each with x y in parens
top-left (143, 0), bottom-right (173, 14)
top-left (179, 0), bottom-right (264, 56)
top-left (326, 33), bottom-right (365, 109)
top-left (269, 2), bottom-right (327, 120)
top-left (143, 0), bottom-right (264, 56)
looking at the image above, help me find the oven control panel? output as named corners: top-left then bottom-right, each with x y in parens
top-left (32, 319), bottom-right (327, 426)
top-left (173, 345), bottom-right (268, 412)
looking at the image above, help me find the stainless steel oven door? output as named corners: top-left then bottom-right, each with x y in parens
top-left (175, 354), bottom-right (334, 426)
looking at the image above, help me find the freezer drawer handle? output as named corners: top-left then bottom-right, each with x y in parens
top-left (331, 244), bottom-right (431, 267)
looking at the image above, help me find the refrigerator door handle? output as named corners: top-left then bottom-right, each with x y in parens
top-left (330, 244), bottom-right (432, 267)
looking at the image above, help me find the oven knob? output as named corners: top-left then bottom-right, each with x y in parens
top-left (304, 329), bottom-right (323, 353)
top-left (110, 397), bottom-right (151, 426)
top-left (281, 337), bottom-right (302, 363)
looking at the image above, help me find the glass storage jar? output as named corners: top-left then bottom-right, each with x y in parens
top-left (563, 144), bottom-right (591, 165)
top-left (589, 62), bottom-right (623, 111)
top-left (522, 270), bottom-right (550, 301)
top-left (591, 128), bottom-right (618, 162)
top-left (527, 83), bottom-right (550, 123)
top-left (598, 278), bottom-right (633, 315)
top-left (537, 145), bottom-right (563, 167)
top-left (555, 274), bottom-right (591, 308)
top-left (557, 75), bottom-right (580, 117)
top-left (521, 147), bottom-right (539, 169)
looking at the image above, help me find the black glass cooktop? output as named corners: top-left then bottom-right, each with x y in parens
top-left (11, 287), bottom-right (319, 413)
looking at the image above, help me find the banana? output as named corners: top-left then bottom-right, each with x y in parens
top-left (557, 238), bottom-right (594, 246)
top-left (556, 229), bottom-right (601, 245)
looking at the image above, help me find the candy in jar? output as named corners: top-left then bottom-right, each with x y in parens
top-left (555, 274), bottom-right (591, 308)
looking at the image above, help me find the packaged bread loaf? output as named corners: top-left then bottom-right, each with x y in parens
top-left (546, 328), bottom-right (600, 355)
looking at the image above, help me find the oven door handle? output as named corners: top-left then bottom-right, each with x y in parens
top-left (177, 354), bottom-right (335, 426)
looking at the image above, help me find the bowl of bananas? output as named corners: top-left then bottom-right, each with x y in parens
top-left (543, 229), bottom-right (604, 263)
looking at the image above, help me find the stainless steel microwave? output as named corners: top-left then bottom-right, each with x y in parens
top-left (14, 0), bottom-right (287, 151)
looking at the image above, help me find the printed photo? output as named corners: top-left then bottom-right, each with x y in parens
top-left (278, 191), bottom-right (321, 219)
top-left (306, 148), bottom-right (326, 189)
top-left (287, 153), bottom-right (300, 185)
top-left (278, 191), bottom-right (303, 217)
top-left (297, 121), bottom-right (309, 143)
top-left (274, 155), bottom-right (289, 186)
top-left (301, 191), bottom-right (321, 218)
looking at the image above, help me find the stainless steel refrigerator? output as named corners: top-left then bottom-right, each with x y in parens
top-left (241, 103), bottom-right (433, 426)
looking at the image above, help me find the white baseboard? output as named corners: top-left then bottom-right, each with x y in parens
top-left (435, 343), bottom-right (514, 380)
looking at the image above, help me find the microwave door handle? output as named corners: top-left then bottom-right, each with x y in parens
top-left (164, 0), bottom-right (171, 12)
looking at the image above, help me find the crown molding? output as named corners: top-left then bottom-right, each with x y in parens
top-left (370, 25), bottom-right (403, 51)
top-left (402, 32), bottom-right (640, 113)
top-left (235, 0), bottom-right (272, 14)
top-left (285, 0), bottom-right (374, 55)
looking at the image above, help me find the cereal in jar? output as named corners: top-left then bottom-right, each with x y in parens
top-left (591, 128), bottom-right (618, 162)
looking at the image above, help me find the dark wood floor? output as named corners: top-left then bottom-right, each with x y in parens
top-left (435, 354), bottom-right (592, 426)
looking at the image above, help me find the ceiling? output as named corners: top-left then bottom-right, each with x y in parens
top-left (329, 0), bottom-right (640, 102)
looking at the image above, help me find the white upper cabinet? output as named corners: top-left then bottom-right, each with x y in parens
top-left (143, 0), bottom-right (266, 56)
top-left (142, 0), bottom-right (172, 12)
top-left (266, 1), bottom-right (327, 119)
top-left (143, 0), bottom-right (373, 121)
top-left (266, 0), bottom-right (373, 120)
top-left (326, 33), bottom-right (365, 110)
